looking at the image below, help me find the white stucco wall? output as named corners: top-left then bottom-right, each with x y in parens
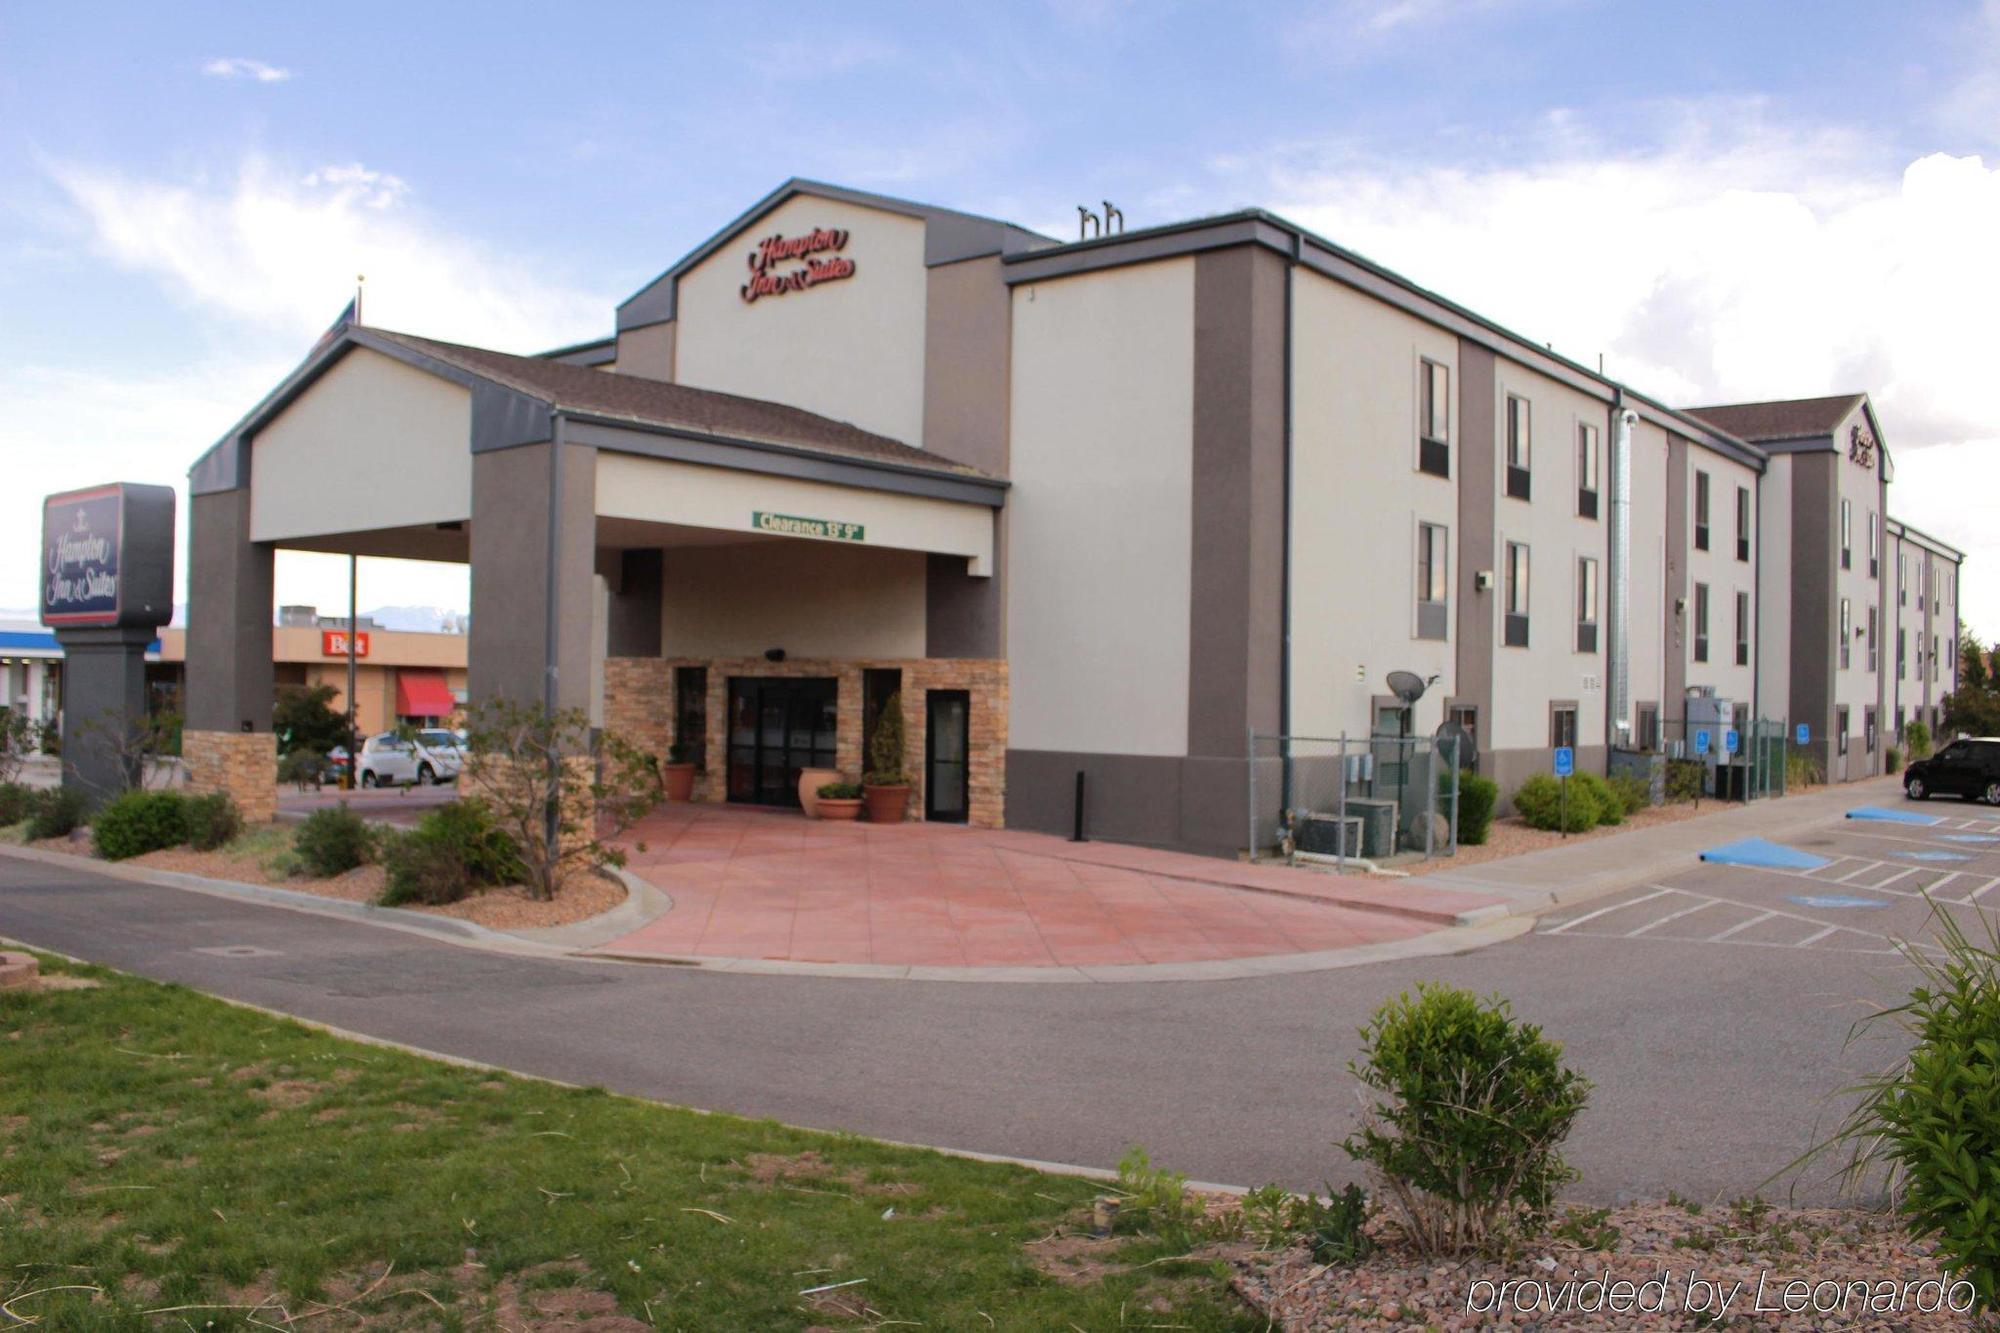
top-left (1626, 419), bottom-right (1669, 729)
top-left (1683, 445), bottom-right (1759, 710)
top-left (1487, 364), bottom-right (1611, 752)
top-left (1829, 404), bottom-right (1886, 763)
top-left (673, 195), bottom-right (929, 446)
top-left (1006, 258), bottom-right (1195, 756)
top-left (1757, 454), bottom-right (1795, 719)
top-left (250, 348), bottom-right (472, 543)
top-left (1287, 268), bottom-right (1457, 738)
top-left (657, 541), bottom-right (927, 660)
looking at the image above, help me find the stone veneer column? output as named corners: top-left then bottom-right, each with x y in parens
top-left (183, 731), bottom-right (278, 823)
top-left (184, 488), bottom-right (277, 821)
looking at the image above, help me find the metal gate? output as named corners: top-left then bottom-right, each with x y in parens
top-left (1248, 730), bottom-right (1466, 868)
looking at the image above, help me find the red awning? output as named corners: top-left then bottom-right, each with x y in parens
top-left (395, 671), bottom-right (457, 719)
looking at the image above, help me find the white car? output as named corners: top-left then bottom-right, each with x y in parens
top-left (357, 731), bottom-right (464, 787)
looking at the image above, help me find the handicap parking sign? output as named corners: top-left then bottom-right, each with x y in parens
top-left (1796, 723), bottom-right (1810, 745)
top-left (1694, 729), bottom-right (1711, 755)
top-left (1553, 746), bottom-right (1574, 777)
top-left (1725, 729), bottom-right (1740, 755)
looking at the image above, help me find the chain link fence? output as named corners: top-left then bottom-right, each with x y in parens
top-left (1247, 731), bottom-right (1467, 868)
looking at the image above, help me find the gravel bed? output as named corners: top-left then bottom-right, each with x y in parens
top-left (1232, 1200), bottom-right (1982, 1330)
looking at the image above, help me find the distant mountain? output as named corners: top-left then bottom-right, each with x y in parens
top-left (363, 605), bottom-right (469, 634)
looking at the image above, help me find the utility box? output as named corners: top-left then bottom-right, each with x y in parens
top-left (1295, 813), bottom-right (1363, 857)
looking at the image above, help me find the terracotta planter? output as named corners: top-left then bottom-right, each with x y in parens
top-left (662, 762), bottom-right (696, 802)
top-left (798, 767), bottom-right (842, 817)
top-left (816, 798), bottom-right (863, 821)
top-left (863, 783), bottom-right (911, 824)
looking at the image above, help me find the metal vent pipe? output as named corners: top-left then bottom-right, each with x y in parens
top-left (1608, 404), bottom-right (1638, 746)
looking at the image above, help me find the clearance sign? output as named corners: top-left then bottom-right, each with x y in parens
top-left (752, 511), bottom-right (865, 542)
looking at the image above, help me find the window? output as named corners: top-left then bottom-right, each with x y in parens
top-left (1840, 499), bottom-right (1852, 570)
top-left (1416, 522), bottom-right (1449, 640)
top-left (1867, 606), bottom-right (1878, 673)
top-left (673, 666), bottom-right (709, 771)
top-left (1735, 590), bottom-right (1750, 667)
top-left (1839, 598), bottom-right (1852, 669)
top-left (1504, 541), bottom-right (1530, 647)
top-left (1899, 628), bottom-right (1907, 679)
top-left (1575, 556), bottom-right (1599, 653)
top-left (1550, 704), bottom-right (1578, 750)
top-left (1899, 552), bottom-right (1907, 605)
top-left (1505, 396), bottom-right (1532, 499)
top-left (1735, 486), bottom-right (1751, 562)
top-left (1918, 557), bottom-right (1927, 610)
top-left (1933, 633), bottom-right (1941, 682)
top-left (1637, 703), bottom-right (1660, 752)
top-left (1418, 358), bottom-right (1450, 477)
top-left (1693, 582), bottom-right (1710, 663)
top-left (1694, 471), bottom-right (1711, 551)
top-left (1865, 707), bottom-right (1877, 754)
top-left (1867, 511), bottom-right (1879, 578)
top-left (1896, 706), bottom-right (1905, 739)
top-left (1576, 423), bottom-right (1600, 519)
top-left (1838, 706), bottom-right (1849, 756)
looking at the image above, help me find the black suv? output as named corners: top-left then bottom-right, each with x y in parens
top-left (1903, 737), bottom-right (2000, 805)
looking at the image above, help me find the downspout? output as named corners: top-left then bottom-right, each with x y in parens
top-left (1607, 397), bottom-right (1636, 749)
top-left (1278, 233), bottom-right (1298, 812)
top-left (1752, 463), bottom-right (1763, 789)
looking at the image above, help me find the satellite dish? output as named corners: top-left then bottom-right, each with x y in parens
top-left (1386, 670), bottom-right (1428, 705)
top-left (1435, 718), bottom-right (1477, 772)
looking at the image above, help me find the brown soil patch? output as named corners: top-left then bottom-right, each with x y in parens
top-left (28, 974), bottom-right (102, 992)
top-left (248, 1078), bottom-right (334, 1109)
top-left (482, 1259), bottom-right (649, 1331)
top-left (1025, 1230), bottom-right (1133, 1286)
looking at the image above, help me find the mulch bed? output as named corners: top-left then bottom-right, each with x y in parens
top-left (1232, 1200), bottom-right (1980, 1330)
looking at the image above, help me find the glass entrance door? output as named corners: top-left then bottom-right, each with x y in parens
top-left (925, 690), bottom-right (970, 823)
top-left (726, 677), bottom-right (837, 807)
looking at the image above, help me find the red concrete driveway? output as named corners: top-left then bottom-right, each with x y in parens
top-left (598, 806), bottom-right (1500, 971)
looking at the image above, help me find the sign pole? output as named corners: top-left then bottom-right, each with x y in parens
top-left (345, 554), bottom-right (358, 789)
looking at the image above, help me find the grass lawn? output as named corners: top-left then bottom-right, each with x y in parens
top-left (0, 951), bottom-right (1259, 1330)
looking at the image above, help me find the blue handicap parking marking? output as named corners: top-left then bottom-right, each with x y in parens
top-left (1847, 806), bottom-right (1945, 826)
top-left (1943, 834), bottom-right (2000, 844)
top-left (1796, 723), bottom-right (1810, 745)
top-left (1699, 837), bottom-right (1831, 870)
top-left (1785, 893), bottom-right (1891, 910)
top-left (1724, 729), bottom-right (1739, 755)
top-left (1694, 730), bottom-right (1711, 755)
top-left (1553, 746), bottom-right (1574, 778)
top-left (1894, 849), bottom-right (1974, 862)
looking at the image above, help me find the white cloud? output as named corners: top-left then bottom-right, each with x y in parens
top-left (44, 153), bottom-right (604, 351)
top-left (1219, 118), bottom-right (2000, 637)
top-left (201, 57), bottom-right (294, 83)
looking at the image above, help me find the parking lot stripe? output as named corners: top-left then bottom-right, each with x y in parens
top-left (1831, 862), bottom-right (1877, 883)
top-left (1926, 872), bottom-right (1964, 896)
top-left (1969, 877), bottom-right (2000, 902)
top-left (1707, 910), bottom-right (1778, 941)
top-left (1874, 866), bottom-right (1919, 888)
top-left (1626, 898), bottom-right (1720, 937)
top-left (1545, 887), bottom-right (1675, 935)
top-left (1796, 925), bottom-right (1842, 947)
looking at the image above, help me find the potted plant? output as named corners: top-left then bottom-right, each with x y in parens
top-left (816, 781), bottom-right (864, 821)
top-left (862, 692), bottom-right (912, 824)
top-left (662, 740), bottom-right (697, 802)
top-left (798, 764), bottom-right (842, 817)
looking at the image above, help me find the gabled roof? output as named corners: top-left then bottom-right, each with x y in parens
top-left (615, 177), bottom-right (1055, 332)
top-left (1682, 394), bottom-right (1868, 444)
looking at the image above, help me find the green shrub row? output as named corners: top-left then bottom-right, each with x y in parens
top-left (1439, 771), bottom-right (1499, 845)
top-left (91, 790), bottom-right (246, 861)
top-left (379, 798), bottom-right (524, 907)
top-left (1, 784), bottom-right (92, 842)
top-left (1512, 768), bottom-right (1651, 833)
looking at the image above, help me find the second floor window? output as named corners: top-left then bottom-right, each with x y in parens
top-left (1576, 555), bottom-right (1599, 654)
top-left (1840, 597), bottom-right (1852, 669)
top-left (1899, 552), bottom-right (1907, 605)
top-left (1504, 541), bottom-right (1530, 647)
top-left (1868, 511), bottom-right (1879, 578)
top-left (1693, 470), bottom-right (1711, 551)
top-left (1735, 590), bottom-right (1750, 666)
top-left (1577, 423), bottom-right (1600, 519)
top-left (1693, 582), bottom-right (1710, 662)
top-left (1868, 606), bottom-right (1878, 673)
top-left (1841, 499), bottom-right (1852, 570)
top-left (1505, 396), bottom-right (1531, 500)
top-left (1416, 522), bottom-right (1448, 641)
top-left (1735, 486), bottom-right (1751, 562)
top-left (1419, 358), bottom-right (1450, 478)
top-left (1550, 704), bottom-right (1578, 750)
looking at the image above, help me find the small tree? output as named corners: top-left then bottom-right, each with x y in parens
top-left (68, 707), bottom-right (181, 800)
top-left (275, 683), bottom-right (354, 757)
top-left (865, 691), bottom-right (909, 786)
top-left (0, 708), bottom-right (38, 787)
top-left (460, 697), bottom-right (660, 901)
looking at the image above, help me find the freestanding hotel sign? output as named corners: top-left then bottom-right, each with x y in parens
top-left (38, 482), bottom-right (177, 805)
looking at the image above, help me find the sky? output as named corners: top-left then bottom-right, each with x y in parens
top-left (1, 0), bottom-right (1997, 635)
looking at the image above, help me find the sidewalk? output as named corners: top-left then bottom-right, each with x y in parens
top-left (1404, 775), bottom-right (1908, 916)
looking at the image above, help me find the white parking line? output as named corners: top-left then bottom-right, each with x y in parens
top-left (1927, 872), bottom-right (1964, 896)
top-left (1796, 925), bottom-right (1841, 947)
top-left (1546, 887), bottom-right (1675, 935)
top-left (1706, 910), bottom-right (1778, 941)
top-left (1874, 867), bottom-right (1919, 888)
top-left (1626, 898), bottom-right (1720, 937)
top-left (1970, 877), bottom-right (2000, 902)
top-left (1710, 861), bottom-right (1984, 906)
top-left (1832, 863), bottom-right (1875, 883)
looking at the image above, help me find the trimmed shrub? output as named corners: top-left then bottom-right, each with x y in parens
top-left (27, 788), bottom-right (89, 841)
top-left (0, 781), bottom-right (35, 827)
top-left (278, 748), bottom-right (328, 792)
top-left (1512, 773), bottom-right (1600, 833)
top-left (1885, 745), bottom-right (1902, 773)
top-left (292, 803), bottom-right (375, 878)
top-left (1783, 750), bottom-right (1821, 790)
top-left (1444, 772), bottom-right (1499, 846)
top-left (1905, 719), bottom-right (1933, 761)
top-left (92, 790), bottom-right (188, 861)
top-left (1342, 984), bottom-right (1592, 1255)
top-left (1665, 758), bottom-right (1705, 803)
top-left (1570, 771), bottom-right (1619, 825)
top-left (184, 791), bottom-right (244, 852)
top-left (1605, 773), bottom-right (1651, 819)
top-left (380, 830), bottom-right (470, 906)
top-left (379, 799), bottom-right (523, 907)
top-left (864, 691), bottom-right (909, 786)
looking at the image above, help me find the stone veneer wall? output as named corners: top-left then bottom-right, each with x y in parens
top-left (602, 656), bottom-right (1008, 828)
top-left (182, 729), bottom-right (278, 823)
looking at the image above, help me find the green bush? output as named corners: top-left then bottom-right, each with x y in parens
top-left (1665, 758), bottom-right (1705, 803)
top-left (1512, 773), bottom-right (1600, 832)
top-left (1605, 773), bottom-right (1651, 818)
top-left (380, 830), bottom-right (469, 906)
top-left (1342, 985), bottom-right (1592, 1255)
top-left (1238, 1181), bottom-right (1374, 1263)
top-left (1885, 745), bottom-right (1902, 773)
top-left (864, 691), bottom-right (909, 787)
top-left (1905, 719), bottom-right (1933, 761)
top-left (183, 791), bottom-right (244, 852)
top-left (1570, 771), bottom-right (1619, 825)
top-left (92, 790), bottom-right (188, 861)
top-left (292, 803), bottom-right (375, 878)
top-left (379, 799), bottom-right (523, 907)
top-left (278, 749), bottom-right (328, 791)
top-left (1812, 904), bottom-right (2000, 1312)
top-left (0, 781), bottom-right (34, 827)
top-left (817, 781), bottom-right (863, 800)
top-left (1440, 771), bottom-right (1499, 846)
top-left (1783, 750), bottom-right (1822, 790)
top-left (26, 788), bottom-right (89, 841)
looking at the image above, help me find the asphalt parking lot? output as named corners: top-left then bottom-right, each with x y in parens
top-left (1539, 793), bottom-right (2000, 955)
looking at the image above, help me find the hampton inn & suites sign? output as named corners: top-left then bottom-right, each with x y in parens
top-left (740, 227), bottom-right (856, 304)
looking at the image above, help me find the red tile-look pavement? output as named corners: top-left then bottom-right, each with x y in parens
top-left (597, 806), bottom-right (1502, 969)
